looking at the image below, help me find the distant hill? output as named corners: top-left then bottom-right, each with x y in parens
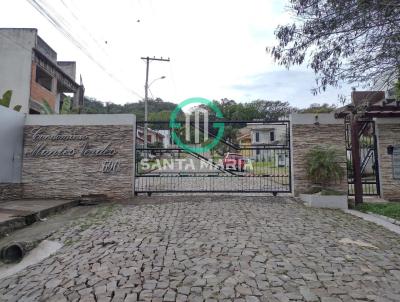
top-left (82, 97), bottom-right (177, 121)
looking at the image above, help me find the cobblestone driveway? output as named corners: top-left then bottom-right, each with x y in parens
top-left (1, 196), bottom-right (400, 302)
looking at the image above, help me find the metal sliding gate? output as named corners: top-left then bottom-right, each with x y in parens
top-left (345, 119), bottom-right (380, 196)
top-left (134, 120), bottom-right (291, 195)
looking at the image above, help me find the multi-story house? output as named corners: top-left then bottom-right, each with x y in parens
top-left (0, 28), bottom-right (84, 114)
top-left (238, 123), bottom-right (289, 166)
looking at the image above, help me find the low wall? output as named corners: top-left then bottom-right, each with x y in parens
top-left (376, 119), bottom-right (400, 201)
top-left (0, 106), bottom-right (24, 184)
top-left (22, 114), bottom-right (136, 200)
top-left (291, 113), bottom-right (347, 196)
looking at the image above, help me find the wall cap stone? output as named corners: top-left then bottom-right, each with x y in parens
top-left (25, 114), bottom-right (135, 126)
top-left (291, 113), bottom-right (343, 125)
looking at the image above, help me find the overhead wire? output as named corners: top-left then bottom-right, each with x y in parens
top-left (58, 0), bottom-right (109, 56)
top-left (26, 0), bottom-right (143, 99)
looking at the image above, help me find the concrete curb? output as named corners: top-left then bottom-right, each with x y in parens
top-left (366, 212), bottom-right (400, 226)
top-left (0, 199), bottom-right (79, 238)
top-left (343, 209), bottom-right (400, 235)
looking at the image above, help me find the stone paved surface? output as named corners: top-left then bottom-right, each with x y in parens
top-left (1, 196), bottom-right (400, 302)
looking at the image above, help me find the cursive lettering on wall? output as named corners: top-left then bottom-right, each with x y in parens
top-left (81, 142), bottom-right (117, 157)
top-left (25, 127), bottom-right (121, 174)
top-left (25, 143), bottom-right (76, 157)
top-left (32, 128), bottom-right (89, 141)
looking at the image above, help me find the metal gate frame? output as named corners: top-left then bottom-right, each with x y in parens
top-left (345, 118), bottom-right (381, 196)
top-left (134, 120), bottom-right (292, 195)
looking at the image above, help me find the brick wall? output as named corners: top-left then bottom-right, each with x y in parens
top-left (292, 114), bottom-right (347, 195)
top-left (377, 122), bottom-right (400, 201)
top-left (22, 124), bottom-right (134, 200)
top-left (30, 63), bottom-right (56, 110)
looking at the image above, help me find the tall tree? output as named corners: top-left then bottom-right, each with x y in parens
top-left (251, 100), bottom-right (292, 120)
top-left (267, 0), bottom-right (400, 94)
top-left (299, 103), bottom-right (337, 113)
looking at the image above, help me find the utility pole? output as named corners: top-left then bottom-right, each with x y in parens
top-left (141, 56), bottom-right (170, 154)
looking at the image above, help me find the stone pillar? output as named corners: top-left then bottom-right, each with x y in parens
top-left (73, 85), bottom-right (85, 112)
top-left (376, 118), bottom-right (400, 201)
top-left (291, 113), bottom-right (347, 196)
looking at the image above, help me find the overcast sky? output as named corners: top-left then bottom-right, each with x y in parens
top-left (2, 0), bottom-right (351, 108)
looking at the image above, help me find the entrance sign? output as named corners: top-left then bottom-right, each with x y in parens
top-left (25, 127), bottom-right (119, 174)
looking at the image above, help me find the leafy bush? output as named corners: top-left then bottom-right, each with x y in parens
top-left (305, 146), bottom-right (345, 189)
top-left (0, 90), bottom-right (21, 112)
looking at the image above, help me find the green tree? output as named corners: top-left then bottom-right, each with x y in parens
top-left (250, 100), bottom-right (292, 120)
top-left (299, 103), bottom-right (337, 113)
top-left (60, 96), bottom-right (72, 114)
top-left (268, 0), bottom-right (400, 93)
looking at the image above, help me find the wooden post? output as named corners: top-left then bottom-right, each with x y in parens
top-left (351, 114), bottom-right (363, 205)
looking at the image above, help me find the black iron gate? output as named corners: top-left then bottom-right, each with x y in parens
top-left (345, 119), bottom-right (380, 196)
top-left (134, 120), bottom-right (291, 194)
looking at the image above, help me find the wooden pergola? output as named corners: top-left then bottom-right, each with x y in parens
top-left (335, 91), bottom-right (400, 204)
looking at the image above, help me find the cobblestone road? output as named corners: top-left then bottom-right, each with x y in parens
top-left (1, 196), bottom-right (400, 302)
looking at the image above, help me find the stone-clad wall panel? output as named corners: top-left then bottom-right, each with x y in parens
top-left (22, 125), bottom-right (134, 200)
top-left (377, 123), bottom-right (400, 201)
top-left (292, 123), bottom-right (347, 195)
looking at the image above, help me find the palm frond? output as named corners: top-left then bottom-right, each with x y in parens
top-left (305, 146), bottom-right (345, 188)
top-left (40, 100), bottom-right (54, 114)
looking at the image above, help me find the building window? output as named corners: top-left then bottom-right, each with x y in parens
top-left (255, 132), bottom-right (260, 142)
top-left (29, 108), bottom-right (40, 114)
top-left (36, 66), bottom-right (53, 91)
top-left (270, 131), bottom-right (275, 142)
top-left (256, 149), bottom-right (260, 155)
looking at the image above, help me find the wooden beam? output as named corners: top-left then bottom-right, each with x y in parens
top-left (364, 112), bottom-right (400, 118)
top-left (351, 115), bottom-right (363, 205)
top-left (366, 105), bottom-right (400, 111)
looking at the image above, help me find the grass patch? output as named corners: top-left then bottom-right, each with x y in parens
top-left (356, 202), bottom-right (400, 220)
top-left (73, 204), bottom-right (117, 231)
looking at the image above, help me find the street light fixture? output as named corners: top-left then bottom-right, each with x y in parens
top-left (149, 76), bottom-right (166, 87)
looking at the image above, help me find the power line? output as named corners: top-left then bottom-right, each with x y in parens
top-left (58, 0), bottom-right (109, 56)
top-left (26, 0), bottom-right (143, 99)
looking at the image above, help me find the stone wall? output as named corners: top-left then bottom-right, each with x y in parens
top-left (291, 114), bottom-right (347, 195)
top-left (22, 115), bottom-right (135, 200)
top-left (376, 120), bottom-right (400, 201)
top-left (0, 184), bottom-right (23, 201)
